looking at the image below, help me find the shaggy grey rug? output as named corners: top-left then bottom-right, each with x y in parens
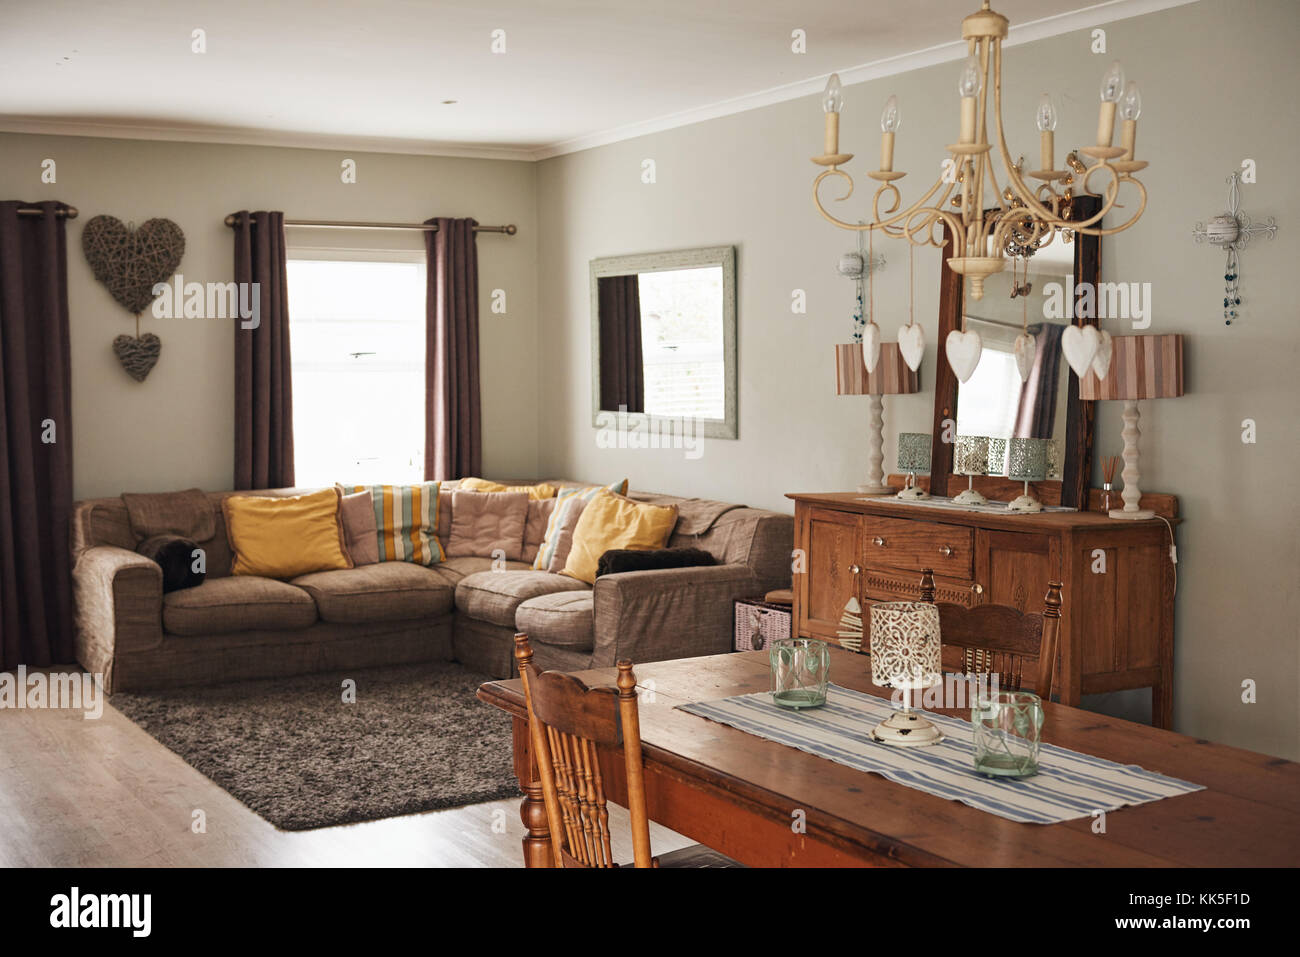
top-left (111, 661), bottom-right (520, 830)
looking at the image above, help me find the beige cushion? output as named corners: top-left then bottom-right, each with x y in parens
top-left (428, 556), bottom-right (533, 589)
top-left (339, 490), bottom-right (379, 565)
top-left (163, 576), bottom-right (316, 636)
top-left (292, 563), bottom-right (453, 624)
top-left (455, 570), bottom-right (590, 628)
top-left (446, 491), bottom-right (529, 560)
top-left (516, 591), bottom-right (595, 651)
top-left (521, 497), bottom-right (557, 566)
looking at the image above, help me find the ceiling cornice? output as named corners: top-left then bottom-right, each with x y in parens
top-left (0, 0), bottom-right (1201, 165)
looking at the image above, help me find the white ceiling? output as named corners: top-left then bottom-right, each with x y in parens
top-left (0, 0), bottom-right (1193, 160)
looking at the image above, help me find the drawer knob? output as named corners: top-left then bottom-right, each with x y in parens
top-left (873, 536), bottom-right (886, 547)
top-left (971, 583), bottom-right (984, 595)
top-left (939, 545), bottom-right (954, 557)
top-left (849, 564), bottom-right (861, 575)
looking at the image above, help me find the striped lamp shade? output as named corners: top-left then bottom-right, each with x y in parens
top-left (835, 342), bottom-right (920, 396)
top-left (1079, 334), bottom-right (1184, 401)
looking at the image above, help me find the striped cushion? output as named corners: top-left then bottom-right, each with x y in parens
top-left (343, 483), bottom-right (444, 565)
top-left (532, 479), bottom-right (628, 570)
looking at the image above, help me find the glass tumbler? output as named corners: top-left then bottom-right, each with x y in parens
top-left (769, 638), bottom-right (830, 709)
top-left (972, 690), bottom-right (1044, 777)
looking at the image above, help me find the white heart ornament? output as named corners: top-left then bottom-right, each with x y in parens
top-left (945, 329), bottom-right (983, 383)
top-left (1013, 332), bottom-right (1036, 382)
top-left (1091, 330), bottom-right (1113, 380)
top-left (861, 321), bottom-right (882, 374)
top-left (898, 322), bottom-right (925, 372)
top-left (1060, 324), bottom-right (1100, 379)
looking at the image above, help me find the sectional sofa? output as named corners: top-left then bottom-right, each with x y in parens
top-left (71, 482), bottom-right (793, 692)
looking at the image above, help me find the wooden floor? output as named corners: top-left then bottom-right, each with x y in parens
top-left (0, 675), bottom-right (693, 867)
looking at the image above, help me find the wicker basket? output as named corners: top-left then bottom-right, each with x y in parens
top-left (733, 598), bottom-right (793, 652)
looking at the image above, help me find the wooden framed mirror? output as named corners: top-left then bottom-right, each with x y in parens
top-left (930, 196), bottom-right (1100, 508)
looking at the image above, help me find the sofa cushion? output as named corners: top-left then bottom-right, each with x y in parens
top-left (516, 591), bottom-right (595, 651)
top-left (521, 497), bottom-right (557, 566)
top-left (292, 563), bottom-right (454, 624)
top-left (455, 570), bottom-right (590, 628)
top-left (447, 490), bottom-right (529, 560)
top-left (163, 576), bottom-right (317, 636)
top-left (224, 489), bottom-right (353, 578)
top-left (122, 487), bottom-right (216, 543)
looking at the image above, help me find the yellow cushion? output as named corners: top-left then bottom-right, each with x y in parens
top-left (224, 489), bottom-right (353, 579)
top-left (560, 491), bottom-right (678, 585)
top-left (532, 479), bottom-right (630, 570)
top-left (459, 477), bottom-right (557, 501)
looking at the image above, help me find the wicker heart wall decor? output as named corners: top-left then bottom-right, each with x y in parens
top-left (81, 215), bottom-right (185, 382)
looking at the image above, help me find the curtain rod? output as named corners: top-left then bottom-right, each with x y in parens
top-left (223, 213), bottom-right (515, 235)
top-left (16, 205), bottom-right (79, 220)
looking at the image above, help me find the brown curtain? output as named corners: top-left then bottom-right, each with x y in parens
top-left (424, 217), bottom-right (481, 481)
top-left (598, 275), bottom-right (645, 413)
top-left (232, 210), bottom-right (294, 489)
top-left (1014, 322), bottom-right (1065, 439)
top-left (0, 201), bottom-right (74, 669)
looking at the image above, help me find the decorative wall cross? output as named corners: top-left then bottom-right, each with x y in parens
top-left (1193, 171), bottom-right (1277, 325)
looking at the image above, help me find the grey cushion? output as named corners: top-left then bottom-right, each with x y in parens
top-left (292, 563), bottom-right (454, 624)
top-left (516, 591), bottom-right (595, 651)
top-left (164, 576), bottom-right (316, 636)
top-left (455, 570), bottom-right (590, 628)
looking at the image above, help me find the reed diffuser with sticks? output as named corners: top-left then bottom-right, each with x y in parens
top-left (1101, 455), bottom-right (1120, 512)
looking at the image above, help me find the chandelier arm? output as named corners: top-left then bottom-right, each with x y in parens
top-left (991, 57), bottom-right (1130, 238)
top-left (812, 169), bottom-right (965, 255)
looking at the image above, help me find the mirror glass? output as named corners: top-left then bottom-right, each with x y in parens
top-left (591, 247), bottom-right (737, 438)
top-left (955, 239), bottom-right (1074, 479)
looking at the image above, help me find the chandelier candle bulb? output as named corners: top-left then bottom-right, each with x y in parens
top-left (1119, 82), bottom-right (1142, 161)
top-left (823, 73), bottom-right (843, 156)
top-left (1036, 93), bottom-right (1057, 171)
top-left (1096, 60), bottom-right (1125, 147)
top-left (958, 55), bottom-right (981, 144)
top-left (880, 95), bottom-right (900, 171)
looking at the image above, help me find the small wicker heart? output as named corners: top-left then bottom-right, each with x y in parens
top-left (82, 215), bottom-right (185, 315)
top-left (112, 333), bottom-right (161, 382)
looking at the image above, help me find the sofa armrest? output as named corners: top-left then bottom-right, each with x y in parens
top-left (73, 547), bottom-right (164, 670)
top-left (591, 563), bottom-right (759, 667)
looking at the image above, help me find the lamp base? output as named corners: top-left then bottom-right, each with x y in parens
top-left (896, 485), bottom-right (930, 500)
top-left (872, 710), bottom-right (944, 747)
top-left (1008, 493), bottom-right (1042, 513)
top-left (1109, 507), bottom-right (1155, 521)
top-left (857, 484), bottom-right (895, 496)
top-left (952, 487), bottom-right (988, 506)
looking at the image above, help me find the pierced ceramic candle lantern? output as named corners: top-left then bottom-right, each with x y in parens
top-left (952, 435), bottom-right (990, 506)
top-left (1007, 437), bottom-right (1049, 513)
top-left (895, 432), bottom-right (932, 500)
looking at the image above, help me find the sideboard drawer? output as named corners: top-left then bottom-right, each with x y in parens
top-left (863, 565), bottom-right (977, 607)
top-left (860, 516), bottom-right (974, 578)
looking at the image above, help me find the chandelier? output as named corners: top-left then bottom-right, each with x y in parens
top-left (811, 0), bottom-right (1148, 301)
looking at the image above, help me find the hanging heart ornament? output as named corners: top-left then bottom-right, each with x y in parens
top-left (1013, 332), bottom-right (1036, 382)
top-left (1091, 329), bottom-right (1114, 380)
top-left (945, 329), bottom-right (983, 383)
top-left (861, 321), bottom-right (882, 374)
top-left (898, 322), bottom-right (925, 372)
top-left (1060, 324), bottom-right (1101, 379)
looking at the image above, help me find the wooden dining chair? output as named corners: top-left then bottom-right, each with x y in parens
top-left (917, 569), bottom-right (1063, 697)
top-left (513, 634), bottom-right (741, 868)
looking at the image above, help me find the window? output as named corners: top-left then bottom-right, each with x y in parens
top-left (287, 255), bottom-right (426, 487)
top-left (636, 266), bottom-right (725, 420)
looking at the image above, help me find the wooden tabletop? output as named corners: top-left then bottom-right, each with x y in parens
top-left (478, 649), bottom-right (1300, 867)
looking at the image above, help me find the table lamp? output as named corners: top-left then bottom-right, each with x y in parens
top-left (895, 432), bottom-right (932, 500)
top-left (987, 437), bottom-right (1008, 477)
top-left (869, 601), bottom-right (944, 747)
top-left (952, 435), bottom-right (990, 506)
top-left (1078, 335), bottom-right (1184, 520)
top-left (1007, 437), bottom-right (1049, 512)
top-left (835, 342), bottom-right (920, 495)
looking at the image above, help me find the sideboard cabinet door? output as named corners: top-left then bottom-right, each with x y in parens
top-left (796, 507), bottom-right (861, 643)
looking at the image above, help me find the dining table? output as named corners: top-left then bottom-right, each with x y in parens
top-left (476, 648), bottom-right (1300, 867)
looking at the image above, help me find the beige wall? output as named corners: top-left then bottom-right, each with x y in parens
top-left (0, 133), bottom-right (540, 499)
top-left (537, 0), bottom-right (1300, 758)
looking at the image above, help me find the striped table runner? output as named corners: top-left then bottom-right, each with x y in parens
top-left (678, 684), bottom-right (1203, 825)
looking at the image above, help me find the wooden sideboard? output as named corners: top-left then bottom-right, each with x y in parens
top-left (788, 491), bottom-right (1178, 728)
